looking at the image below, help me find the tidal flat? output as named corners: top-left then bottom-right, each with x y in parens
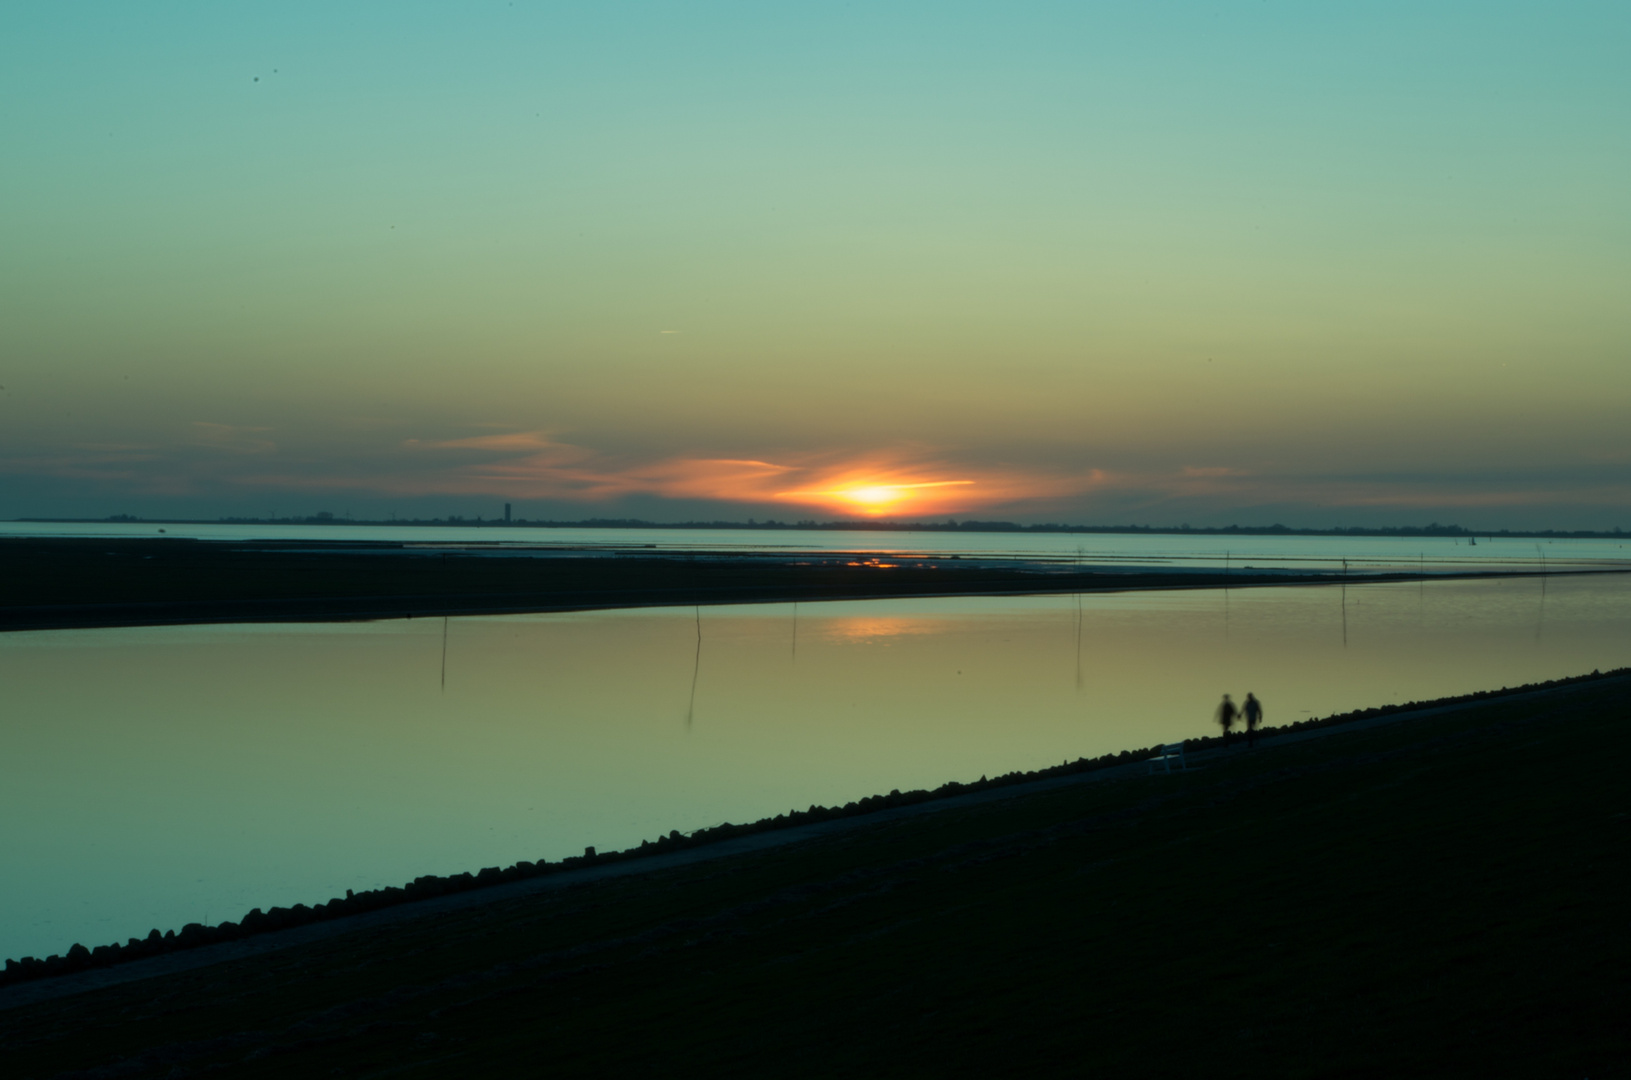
top-left (2, 535), bottom-right (1361, 632)
top-left (6, 532), bottom-right (1614, 632)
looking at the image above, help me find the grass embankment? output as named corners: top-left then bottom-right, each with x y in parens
top-left (4, 678), bottom-right (1627, 1078)
top-left (0, 537), bottom-right (1348, 631)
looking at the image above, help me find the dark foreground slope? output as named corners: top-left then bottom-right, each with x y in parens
top-left (5, 680), bottom-right (1628, 1078)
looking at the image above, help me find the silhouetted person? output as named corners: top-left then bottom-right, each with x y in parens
top-left (1216, 694), bottom-right (1239, 749)
top-left (1243, 692), bottom-right (1263, 748)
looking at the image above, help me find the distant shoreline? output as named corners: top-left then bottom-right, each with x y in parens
top-left (13, 516), bottom-right (1631, 539)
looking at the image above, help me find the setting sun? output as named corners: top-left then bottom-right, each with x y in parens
top-left (778, 477), bottom-right (976, 517)
top-left (844, 485), bottom-right (909, 509)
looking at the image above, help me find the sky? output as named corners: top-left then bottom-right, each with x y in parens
top-left (2, 1), bottom-right (1628, 527)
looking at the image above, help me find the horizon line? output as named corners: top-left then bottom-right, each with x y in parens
top-left (10, 516), bottom-right (1629, 539)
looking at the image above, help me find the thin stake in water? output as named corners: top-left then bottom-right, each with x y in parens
top-left (686, 605), bottom-right (702, 729)
top-left (1341, 558), bottom-right (1348, 647)
top-left (1535, 545), bottom-right (1548, 640)
top-left (440, 616), bottom-right (449, 691)
top-left (1074, 546), bottom-right (1084, 690)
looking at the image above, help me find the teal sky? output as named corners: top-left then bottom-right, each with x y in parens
top-left (3, 2), bottom-right (1628, 526)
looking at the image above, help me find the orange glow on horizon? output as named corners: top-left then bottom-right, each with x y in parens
top-left (777, 478), bottom-right (976, 517)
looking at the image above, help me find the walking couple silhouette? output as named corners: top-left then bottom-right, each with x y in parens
top-left (1216, 692), bottom-right (1263, 749)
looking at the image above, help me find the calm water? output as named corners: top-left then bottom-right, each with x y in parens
top-left (5, 520), bottom-right (1631, 573)
top-left (3, 573), bottom-right (1630, 961)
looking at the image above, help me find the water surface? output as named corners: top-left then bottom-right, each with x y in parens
top-left (3, 572), bottom-right (1628, 961)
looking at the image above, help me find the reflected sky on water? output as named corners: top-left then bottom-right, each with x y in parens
top-left (3, 572), bottom-right (1629, 961)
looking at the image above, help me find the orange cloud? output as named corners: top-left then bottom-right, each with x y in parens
top-left (455, 446), bottom-right (797, 503)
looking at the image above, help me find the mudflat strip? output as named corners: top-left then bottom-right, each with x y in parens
top-left (2, 536), bottom-right (1585, 632)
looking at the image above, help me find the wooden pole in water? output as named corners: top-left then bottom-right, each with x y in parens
top-left (686, 605), bottom-right (702, 728)
top-left (1341, 558), bottom-right (1348, 647)
top-left (1419, 552), bottom-right (1425, 623)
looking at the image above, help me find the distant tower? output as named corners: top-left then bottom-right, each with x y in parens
top-left (504, 502), bottom-right (512, 523)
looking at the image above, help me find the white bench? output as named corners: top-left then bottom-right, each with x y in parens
top-left (1147, 743), bottom-right (1189, 774)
